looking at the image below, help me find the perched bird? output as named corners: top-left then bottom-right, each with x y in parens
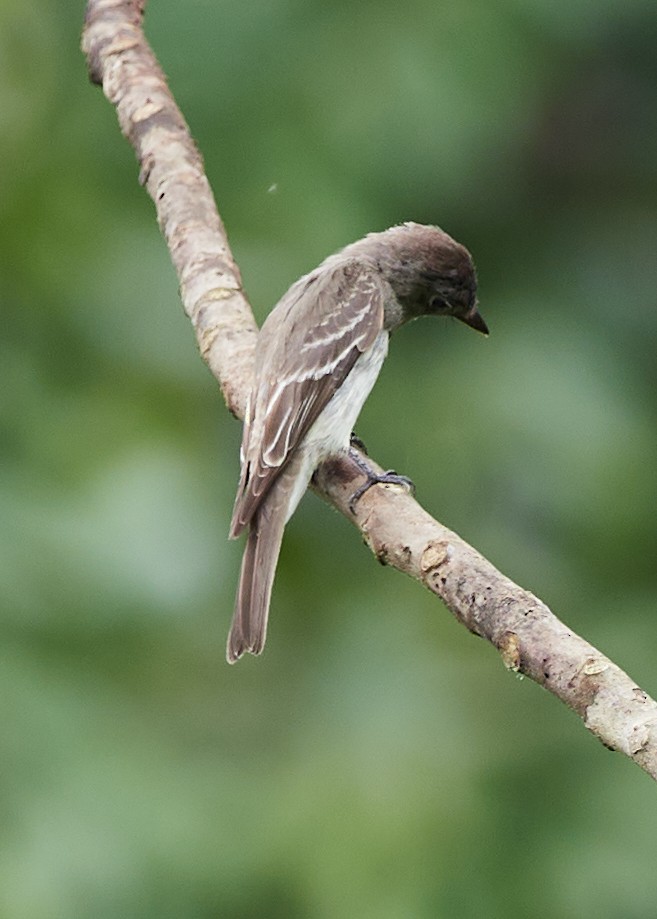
top-left (227, 222), bottom-right (487, 662)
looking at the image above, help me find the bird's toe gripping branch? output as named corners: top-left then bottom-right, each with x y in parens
top-left (347, 447), bottom-right (416, 513)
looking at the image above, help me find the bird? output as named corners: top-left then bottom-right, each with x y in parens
top-left (226, 222), bottom-right (487, 662)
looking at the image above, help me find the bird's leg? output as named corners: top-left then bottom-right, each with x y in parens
top-left (347, 447), bottom-right (415, 514)
top-left (349, 432), bottom-right (369, 455)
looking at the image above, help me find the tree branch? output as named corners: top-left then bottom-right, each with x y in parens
top-left (82, 0), bottom-right (657, 781)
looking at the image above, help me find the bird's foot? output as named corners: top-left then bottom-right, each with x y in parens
top-left (349, 432), bottom-right (369, 455)
top-left (347, 448), bottom-right (415, 513)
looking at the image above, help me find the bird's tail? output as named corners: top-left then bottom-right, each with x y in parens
top-left (226, 486), bottom-right (287, 664)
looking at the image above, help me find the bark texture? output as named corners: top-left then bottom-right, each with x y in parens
top-left (82, 0), bottom-right (657, 781)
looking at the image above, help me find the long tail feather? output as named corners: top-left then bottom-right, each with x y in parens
top-left (226, 483), bottom-right (288, 663)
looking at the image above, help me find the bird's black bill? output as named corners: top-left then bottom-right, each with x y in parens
top-left (457, 307), bottom-right (489, 336)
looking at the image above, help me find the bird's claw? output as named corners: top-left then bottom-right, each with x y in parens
top-left (347, 448), bottom-right (415, 513)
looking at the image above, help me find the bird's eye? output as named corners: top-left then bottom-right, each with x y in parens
top-left (430, 295), bottom-right (448, 312)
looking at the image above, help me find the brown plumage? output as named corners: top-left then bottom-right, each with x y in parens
top-left (227, 223), bottom-right (486, 662)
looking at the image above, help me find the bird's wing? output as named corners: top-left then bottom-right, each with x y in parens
top-left (230, 258), bottom-right (386, 536)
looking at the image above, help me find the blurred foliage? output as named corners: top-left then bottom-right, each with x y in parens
top-left (1, 0), bottom-right (657, 916)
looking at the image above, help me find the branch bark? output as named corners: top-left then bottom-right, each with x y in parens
top-left (82, 0), bottom-right (657, 781)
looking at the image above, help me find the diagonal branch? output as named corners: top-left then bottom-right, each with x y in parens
top-left (82, 0), bottom-right (657, 781)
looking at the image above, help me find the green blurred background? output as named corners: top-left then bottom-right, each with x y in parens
top-left (2, 1), bottom-right (657, 916)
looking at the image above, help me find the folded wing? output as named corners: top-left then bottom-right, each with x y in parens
top-left (230, 257), bottom-right (386, 537)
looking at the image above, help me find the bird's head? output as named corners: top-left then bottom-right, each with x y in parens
top-left (368, 222), bottom-right (488, 335)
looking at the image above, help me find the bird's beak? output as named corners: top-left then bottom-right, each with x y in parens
top-left (457, 305), bottom-right (489, 336)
